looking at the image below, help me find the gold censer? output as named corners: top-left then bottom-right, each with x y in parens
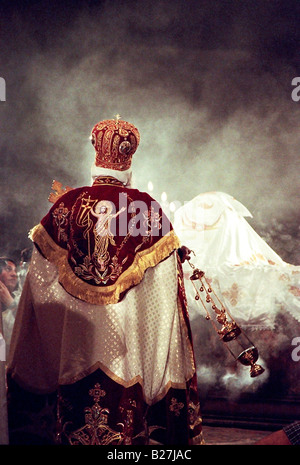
top-left (189, 260), bottom-right (265, 378)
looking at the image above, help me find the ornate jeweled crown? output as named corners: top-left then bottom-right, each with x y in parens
top-left (91, 116), bottom-right (140, 171)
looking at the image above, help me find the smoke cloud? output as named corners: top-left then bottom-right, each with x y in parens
top-left (0, 0), bottom-right (300, 265)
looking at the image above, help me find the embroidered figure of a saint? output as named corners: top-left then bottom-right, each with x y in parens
top-left (91, 200), bottom-right (125, 271)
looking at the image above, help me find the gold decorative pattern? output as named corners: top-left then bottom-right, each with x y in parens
top-left (222, 282), bottom-right (240, 307)
top-left (91, 119), bottom-right (140, 171)
top-left (48, 180), bottom-right (73, 204)
top-left (30, 223), bottom-right (180, 305)
top-left (289, 285), bottom-right (300, 297)
top-left (52, 202), bottom-right (69, 242)
top-left (169, 397), bottom-right (184, 416)
top-left (188, 401), bottom-right (202, 431)
top-left (92, 176), bottom-right (125, 187)
top-left (61, 383), bottom-right (153, 445)
top-left (65, 382), bottom-right (124, 445)
top-left (89, 383), bottom-right (106, 402)
top-left (118, 398), bottom-right (137, 445)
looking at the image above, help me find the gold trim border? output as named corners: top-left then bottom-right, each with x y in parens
top-left (30, 224), bottom-right (180, 305)
top-left (10, 359), bottom-right (194, 407)
top-left (59, 360), bottom-right (191, 406)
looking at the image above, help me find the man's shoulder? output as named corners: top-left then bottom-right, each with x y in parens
top-left (87, 183), bottom-right (159, 208)
top-left (122, 186), bottom-right (157, 203)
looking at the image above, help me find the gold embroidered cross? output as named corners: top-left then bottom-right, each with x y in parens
top-left (114, 113), bottom-right (121, 121)
top-left (89, 383), bottom-right (106, 403)
top-left (169, 397), bottom-right (184, 416)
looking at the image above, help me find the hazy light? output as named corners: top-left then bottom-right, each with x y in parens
top-left (161, 191), bottom-right (168, 202)
top-left (147, 181), bottom-right (154, 192)
top-left (169, 201), bottom-right (177, 212)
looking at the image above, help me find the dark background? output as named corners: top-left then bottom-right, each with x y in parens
top-left (1, 0), bottom-right (300, 264)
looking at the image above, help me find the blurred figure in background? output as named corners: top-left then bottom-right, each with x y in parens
top-left (1, 257), bottom-right (21, 359)
top-left (0, 257), bottom-right (18, 445)
top-left (0, 258), bottom-right (18, 312)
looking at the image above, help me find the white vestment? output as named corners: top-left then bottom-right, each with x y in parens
top-left (174, 191), bottom-right (300, 330)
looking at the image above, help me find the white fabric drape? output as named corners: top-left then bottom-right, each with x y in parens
top-left (8, 247), bottom-right (195, 405)
top-left (174, 191), bottom-right (300, 330)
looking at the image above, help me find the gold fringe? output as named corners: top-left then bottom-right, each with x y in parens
top-left (59, 360), bottom-right (190, 406)
top-left (30, 224), bottom-right (180, 305)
